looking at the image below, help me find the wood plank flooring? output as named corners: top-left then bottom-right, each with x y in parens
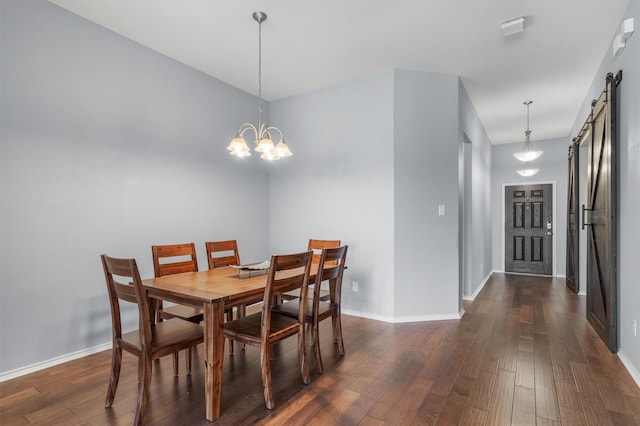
top-left (1, 273), bottom-right (639, 425)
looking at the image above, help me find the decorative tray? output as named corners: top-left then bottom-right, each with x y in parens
top-left (230, 260), bottom-right (270, 279)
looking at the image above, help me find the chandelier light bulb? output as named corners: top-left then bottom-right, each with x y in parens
top-left (255, 135), bottom-right (275, 153)
top-left (275, 139), bottom-right (292, 157)
top-left (227, 136), bottom-right (251, 157)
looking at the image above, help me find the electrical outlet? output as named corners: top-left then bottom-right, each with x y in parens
top-left (633, 319), bottom-right (637, 337)
top-left (352, 281), bottom-right (359, 292)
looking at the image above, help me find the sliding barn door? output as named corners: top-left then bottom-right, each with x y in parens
top-left (565, 143), bottom-right (579, 293)
top-left (585, 73), bottom-right (618, 353)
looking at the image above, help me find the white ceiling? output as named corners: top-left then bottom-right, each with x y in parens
top-left (48, 0), bottom-right (630, 145)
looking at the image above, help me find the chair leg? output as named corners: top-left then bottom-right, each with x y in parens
top-left (237, 306), bottom-right (246, 351)
top-left (226, 310), bottom-right (234, 354)
top-left (156, 300), bottom-right (164, 323)
top-left (186, 348), bottom-right (192, 374)
top-left (134, 354), bottom-right (152, 426)
top-left (105, 342), bottom-right (122, 407)
top-left (334, 312), bottom-right (345, 356)
top-left (172, 352), bottom-right (179, 376)
top-left (331, 314), bottom-right (338, 342)
top-left (312, 321), bottom-right (323, 374)
top-left (260, 344), bottom-right (275, 409)
top-left (307, 322), bottom-right (314, 344)
top-left (298, 323), bottom-right (312, 385)
top-left (299, 331), bottom-right (310, 384)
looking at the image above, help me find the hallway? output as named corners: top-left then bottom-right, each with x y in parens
top-left (455, 273), bottom-right (639, 424)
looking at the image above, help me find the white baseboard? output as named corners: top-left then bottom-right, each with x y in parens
top-left (0, 342), bottom-right (111, 383)
top-left (392, 311), bottom-right (463, 323)
top-left (341, 308), bottom-right (395, 323)
top-left (342, 309), bottom-right (462, 324)
top-left (462, 270), bottom-right (495, 301)
top-left (618, 349), bottom-right (640, 389)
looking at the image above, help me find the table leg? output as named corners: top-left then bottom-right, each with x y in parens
top-left (203, 300), bottom-right (225, 421)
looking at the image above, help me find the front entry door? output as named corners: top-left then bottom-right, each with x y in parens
top-left (505, 184), bottom-right (553, 275)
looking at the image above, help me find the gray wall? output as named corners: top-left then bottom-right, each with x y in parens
top-left (569, 0), bottom-right (640, 377)
top-left (271, 69), bottom-right (492, 321)
top-left (393, 70), bottom-right (460, 319)
top-left (458, 81), bottom-right (493, 299)
top-left (269, 71), bottom-right (396, 320)
top-left (491, 137), bottom-right (569, 275)
top-left (2, 0), bottom-right (479, 375)
top-left (0, 0), bottom-right (271, 373)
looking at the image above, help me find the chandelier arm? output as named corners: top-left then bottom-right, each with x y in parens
top-left (265, 126), bottom-right (284, 140)
top-left (237, 123), bottom-right (259, 139)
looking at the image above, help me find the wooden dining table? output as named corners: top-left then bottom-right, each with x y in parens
top-left (141, 265), bottom-right (319, 422)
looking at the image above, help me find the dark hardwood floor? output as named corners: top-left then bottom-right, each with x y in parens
top-left (2, 273), bottom-right (640, 425)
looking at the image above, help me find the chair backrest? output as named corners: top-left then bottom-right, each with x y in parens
top-left (262, 251), bottom-right (313, 328)
top-left (101, 254), bottom-right (152, 348)
top-left (314, 246), bottom-right (348, 304)
top-left (205, 240), bottom-right (240, 269)
top-left (151, 243), bottom-right (199, 277)
top-left (307, 239), bottom-right (341, 264)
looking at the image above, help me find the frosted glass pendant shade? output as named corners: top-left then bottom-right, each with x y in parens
top-left (514, 148), bottom-right (543, 162)
top-left (227, 136), bottom-right (251, 157)
top-left (517, 163), bottom-right (539, 177)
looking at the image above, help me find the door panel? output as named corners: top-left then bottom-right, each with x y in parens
top-left (566, 142), bottom-right (579, 293)
top-left (585, 74), bottom-right (618, 352)
top-left (505, 184), bottom-right (553, 275)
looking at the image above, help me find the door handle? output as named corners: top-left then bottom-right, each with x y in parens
top-left (546, 231), bottom-right (553, 236)
top-left (582, 204), bottom-right (592, 230)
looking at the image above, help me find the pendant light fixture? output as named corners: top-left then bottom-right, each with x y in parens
top-left (227, 11), bottom-right (292, 160)
top-left (513, 101), bottom-right (542, 162)
top-left (516, 162), bottom-right (539, 177)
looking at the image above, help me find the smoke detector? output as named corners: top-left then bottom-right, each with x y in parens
top-left (501, 17), bottom-right (525, 36)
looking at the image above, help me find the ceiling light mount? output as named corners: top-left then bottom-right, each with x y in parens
top-left (252, 11), bottom-right (266, 24)
top-left (226, 11), bottom-right (292, 160)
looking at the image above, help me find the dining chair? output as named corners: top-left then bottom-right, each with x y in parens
top-left (101, 254), bottom-right (204, 426)
top-left (205, 239), bottom-right (240, 269)
top-left (272, 245), bottom-right (348, 373)
top-left (308, 238), bottom-right (341, 264)
top-left (151, 243), bottom-right (203, 324)
top-left (282, 238), bottom-right (341, 302)
top-left (152, 243), bottom-right (203, 371)
top-left (205, 239), bottom-right (243, 353)
top-left (222, 251), bottom-right (313, 409)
